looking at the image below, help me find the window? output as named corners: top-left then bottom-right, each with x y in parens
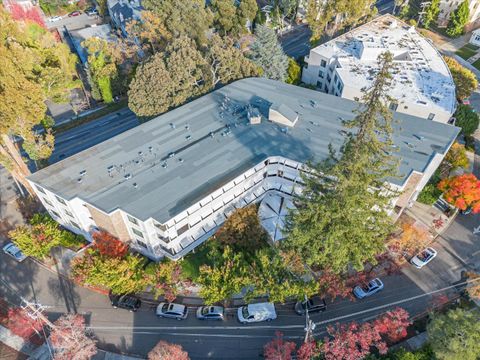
top-left (136, 239), bottom-right (148, 249)
top-left (70, 221), bottom-right (80, 229)
top-left (50, 210), bottom-right (60, 218)
top-left (176, 224), bottom-right (189, 236)
top-left (338, 82), bottom-right (343, 93)
top-left (324, 83), bottom-right (329, 93)
top-left (35, 185), bottom-right (46, 194)
top-left (154, 222), bottom-right (167, 231)
top-left (127, 215), bottom-right (138, 225)
top-left (320, 59), bottom-right (327, 67)
top-left (43, 198), bottom-right (53, 207)
top-left (132, 228), bottom-right (144, 238)
top-left (334, 74), bottom-right (338, 84)
top-left (157, 234), bottom-right (171, 243)
top-left (326, 73), bottom-right (331, 83)
top-left (389, 102), bottom-right (398, 111)
top-left (316, 80), bottom-right (322, 87)
top-left (427, 113), bottom-right (435, 120)
top-left (277, 170), bottom-right (284, 177)
top-left (65, 210), bottom-right (74, 218)
top-left (55, 196), bottom-right (66, 205)
top-left (318, 70), bottom-right (324, 78)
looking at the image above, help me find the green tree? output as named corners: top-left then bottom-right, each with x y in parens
top-left (0, 9), bottom-right (78, 191)
top-left (128, 35), bottom-right (256, 117)
top-left (9, 214), bottom-right (81, 259)
top-left (71, 250), bottom-right (149, 294)
top-left (427, 308), bottom-right (480, 360)
top-left (446, 0), bottom-right (470, 37)
top-left (248, 248), bottom-right (318, 302)
top-left (306, 0), bottom-right (375, 42)
top-left (237, 0), bottom-right (258, 32)
top-left (422, 0), bottom-right (440, 29)
top-left (455, 104), bottom-right (480, 136)
top-left (284, 52), bottom-right (397, 273)
top-left (141, 0), bottom-right (213, 46)
top-left (125, 11), bottom-right (171, 55)
top-left (249, 25), bottom-right (289, 81)
top-left (285, 58), bottom-right (301, 84)
top-left (444, 56), bottom-right (478, 100)
top-left (211, 0), bottom-right (237, 35)
top-left (442, 142), bottom-right (469, 174)
top-left (198, 246), bottom-right (250, 304)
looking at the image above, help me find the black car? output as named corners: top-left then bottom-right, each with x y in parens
top-left (294, 297), bottom-right (327, 315)
top-left (109, 293), bottom-right (141, 312)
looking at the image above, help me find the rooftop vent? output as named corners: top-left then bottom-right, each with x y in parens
top-left (133, 182), bottom-right (138, 188)
top-left (107, 165), bottom-right (114, 172)
top-left (124, 174), bottom-right (132, 180)
top-left (79, 170), bottom-right (86, 176)
top-left (247, 105), bottom-right (261, 125)
top-left (389, 20), bottom-right (397, 29)
top-left (168, 152), bottom-right (175, 158)
top-left (77, 178), bottom-right (83, 183)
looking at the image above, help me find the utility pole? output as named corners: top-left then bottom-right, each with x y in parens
top-left (418, 1), bottom-right (431, 25)
top-left (21, 300), bottom-right (54, 327)
top-left (303, 295), bottom-right (316, 343)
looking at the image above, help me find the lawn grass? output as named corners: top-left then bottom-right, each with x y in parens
top-left (456, 44), bottom-right (480, 60)
top-left (472, 58), bottom-right (480, 71)
top-left (180, 240), bottom-right (215, 281)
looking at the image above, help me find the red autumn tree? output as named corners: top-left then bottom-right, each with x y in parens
top-left (7, 308), bottom-right (43, 340)
top-left (438, 173), bottom-right (480, 213)
top-left (148, 340), bottom-right (190, 360)
top-left (93, 231), bottom-right (129, 258)
top-left (264, 331), bottom-right (297, 360)
top-left (50, 314), bottom-right (97, 360)
top-left (373, 308), bottom-right (411, 343)
top-left (297, 340), bottom-right (321, 360)
top-left (318, 270), bottom-right (370, 301)
top-left (323, 322), bottom-right (387, 360)
top-left (4, 0), bottom-right (46, 28)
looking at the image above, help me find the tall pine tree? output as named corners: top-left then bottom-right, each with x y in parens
top-left (283, 52), bottom-right (398, 274)
top-left (249, 25), bottom-right (288, 81)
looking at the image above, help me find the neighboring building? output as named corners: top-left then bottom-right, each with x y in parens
top-left (302, 14), bottom-right (457, 124)
top-left (437, 0), bottom-right (480, 29)
top-left (28, 78), bottom-right (459, 261)
top-left (470, 28), bottom-right (480, 46)
top-left (107, 0), bottom-right (142, 36)
top-left (69, 24), bottom-right (116, 64)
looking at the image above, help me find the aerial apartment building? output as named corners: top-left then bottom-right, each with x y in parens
top-left (28, 78), bottom-right (459, 261)
top-left (302, 14), bottom-right (457, 124)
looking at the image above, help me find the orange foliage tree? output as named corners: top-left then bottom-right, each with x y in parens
top-left (93, 231), bottom-right (129, 258)
top-left (465, 271), bottom-right (480, 300)
top-left (388, 221), bottom-right (431, 256)
top-left (438, 173), bottom-right (480, 212)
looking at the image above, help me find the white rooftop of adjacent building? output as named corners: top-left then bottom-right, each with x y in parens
top-left (311, 14), bottom-right (456, 115)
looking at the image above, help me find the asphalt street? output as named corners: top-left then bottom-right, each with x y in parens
top-left (45, 13), bottom-right (101, 31)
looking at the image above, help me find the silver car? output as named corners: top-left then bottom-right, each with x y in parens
top-left (156, 302), bottom-right (188, 320)
top-left (353, 278), bottom-right (384, 299)
top-left (196, 306), bottom-right (224, 320)
top-left (2, 242), bottom-right (27, 262)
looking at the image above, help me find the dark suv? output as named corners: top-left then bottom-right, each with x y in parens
top-left (109, 293), bottom-right (141, 312)
top-left (294, 297), bottom-right (327, 315)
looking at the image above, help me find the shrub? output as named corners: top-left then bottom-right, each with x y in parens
top-left (455, 104), bottom-right (480, 136)
top-left (417, 183), bottom-right (442, 205)
top-left (93, 231), bottom-right (128, 258)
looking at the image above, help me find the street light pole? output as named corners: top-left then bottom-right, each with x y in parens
top-left (303, 294), bottom-right (316, 343)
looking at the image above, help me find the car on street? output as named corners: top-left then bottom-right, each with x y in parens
top-left (156, 302), bottom-right (188, 320)
top-left (68, 11), bottom-right (81, 17)
top-left (410, 247), bottom-right (437, 269)
top-left (109, 293), bottom-right (141, 312)
top-left (294, 297), bottom-right (327, 315)
top-left (353, 278), bottom-right (384, 299)
top-left (2, 242), bottom-right (27, 262)
top-left (48, 15), bottom-right (62, 22)
top-left (196, 306), bottom-right (224, 320)
top-left (237, 302), bottom-right (277, 324)
top-left (86, 7), bottom-right (98, 15)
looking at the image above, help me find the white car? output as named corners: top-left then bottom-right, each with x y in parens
top-left (156, 302), bottom-right (188, 320)
top-left (237, 302), bottom-right (277, 324)
top-left (410, 247), bottom-right (437, 269)
top-left (48, 15), bottom-right (62, 22)
top-left (2, 242), bottom-right (27, 262)
top-left (353, 278), bottom-right (384, 299)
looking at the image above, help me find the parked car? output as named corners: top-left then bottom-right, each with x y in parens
top-left (294, 297), bottom-right (327, 315)
top-left (196, 306), bottom-right (224, 320)
top-left (237, 302), bottom-right (277, 324)
top-left (353, 278), bottom-right (384, 299)
top-left (156, 302), bottom-right (188, 320)
top-left (410, 247), bottom-right (437, 269)
top-left (48, 15), bottom-right (62, 22)
top-left (2, 242), bottom-right (27, 262)
top-left (86, 7), bottom-right (98, 15)
top-left (109, 293), bottom-right (141, 312)
top-left (68, 11), bottom-right (81, 17)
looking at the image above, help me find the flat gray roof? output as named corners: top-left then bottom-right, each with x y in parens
top-left (29, 78), bottom-right (459, 222)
